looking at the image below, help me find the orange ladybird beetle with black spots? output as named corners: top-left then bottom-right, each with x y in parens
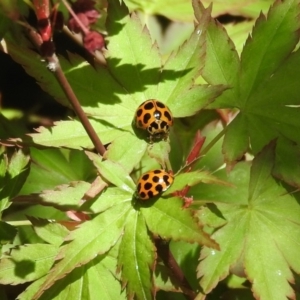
top-left (134, 99), bottom-right (173, 141)
top-left (136, 169), bottom-right (174, 200)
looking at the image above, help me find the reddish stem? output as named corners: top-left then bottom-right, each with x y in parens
top-left (155, 237), bottom-right (196, 300)
top-left (26, 24), bottom-right (106, 156)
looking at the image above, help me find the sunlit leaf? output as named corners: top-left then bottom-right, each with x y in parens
top-left (15, 181), bottom-right (91, 211)
top-left (33, 203), bottom-right (131, 299)
top-left (105, 132), bottom-right (147, 173)
top-left (118, 210), bottom-right (155, 299)
top-left (29, 218), bottom-right (70, 246)
top-left (0, 244), bottom-right (58, 285)
top-left (196, 144), bottom-right (300, 299)
top-left (142, 197), bottom-right (218, 248)
top-left (86, 152), bottom-right (135, 193)
top-left (19, 254), bottom-right (125, 300)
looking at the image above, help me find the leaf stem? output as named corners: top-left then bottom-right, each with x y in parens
top-left (201, 126), bottom-right (226, 156)
top-left (155, 237), bottom-right (196, 300)
top-left (6, 220), bottom-right (32, 226)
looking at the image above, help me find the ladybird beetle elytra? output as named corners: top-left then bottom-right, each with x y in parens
top-left (134, 99), bottom-right (173, 141)
top-left (136, 169), bottom-right (174, 200)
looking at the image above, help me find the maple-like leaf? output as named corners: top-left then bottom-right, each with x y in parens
top-left (196, 0), bottom-right (300, 186)
top-left (6, 0), bottom-right (224, 158)
top-left (13, 181), bottom-right (91, 210)
top-left (0, 244), bottom-right (58, 285)
top-left (18, 254), bottom-right (126, 300)
top-left (118, 210), bottom-right (156, 300)
top-left (86, 152), bottom-right (135, 193)
top-left (29, 217), bottom-right (69, 246)
top-left (195, 142), bottom-right (300, 300)
top-left (0, 150), bottom-right (30, 213)
top-left (33, 203), bottom-right (131, 299)
top-left (142, 197), bottom-right (218, 249)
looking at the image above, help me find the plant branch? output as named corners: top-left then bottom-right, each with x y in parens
top-left (50, 55), bottom-right (106, 155)
top-left (155, 237), bottom-right (196, 300)
top-left (25, 26), bottom-right (106, 156)
top-left (61, 0), bottom-right (89, 35)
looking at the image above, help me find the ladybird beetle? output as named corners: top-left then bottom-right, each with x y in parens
top-left (134, 99), bottom-right (173, 141)
top-left (136, 169), bottom-right (174, 200)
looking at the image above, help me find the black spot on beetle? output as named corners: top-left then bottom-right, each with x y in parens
top-left (142, 174), bottom-right (150, 181)
top-left (137, 183), bottom-right (142, 192)
top-left (152, 176), bottom-right (160, 183)
top-left (156, 102), bottom-right (166, 108)
top-left (144, 182), bottom-right (153, 190)
top-left (160, 121), bottom-right (168, 130)
top-left (163, 175), bottom-right (171, 184)
top-left (136, 109), bottom-right (143, 117)
top-left (147, 191), bottom-right (154, 198)
top-left (154, 170), bottom-right (162, 174)
top-left (144, 102), bottom-right (154, 110)
top-left (140, 192), bottom-right (146, 198)
top-left (143, 113), bottom-right (151, 124)
top-left (150, 122), bottom-right (159, 130)
top-left (164, 111), bottom-right (172, 121)
top-left (155, 184), bottom-right (163, 193)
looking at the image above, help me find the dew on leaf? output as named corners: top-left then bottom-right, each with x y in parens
top-left (211, 250), bottom-right (216, 256)
top-left (276, 270), bottom-right (282, 276)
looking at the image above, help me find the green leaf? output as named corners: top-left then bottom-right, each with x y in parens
top-left (170, 240), bottom-right (201, 291)
top-left (28, 119), bottom-right (128, 149)
top-left (118, 210), bottom-right (155, 299)
top-left (248, 140), bottom-right (275, 202)
top-left (157, 21), bottom-right (206, 110)
top-left (0, 221), bottom-right (17, 244)
top-left (20, 148), bottom-right (94, 195)
top-left (33, 203), bottom-right (131, 299)
top-left (244, 48), bottom-right (300, 153)
top-left (219, 0), bottom-right (300, 169)
top-left (106, 0), bottom-right (161, 101)
top-left (160, 22), bottom-right (194, 56)
top-left (154, 263), bottom-right (183, 293)
top-left (16, 181), bottom-right (91, 211)
top-left (167, 85), bottom-right (227, 118)
top-left (18, 254), bottom-right (125, 300)
top-left (147, 140), bottom-right (171, 169)
top-left (165, 171), bottom-right (229, 195)
top-left (222, 113), bottom-right (249, 164)
top-left (123, 0), bottom-right (194, 22)
top-left (82, 187), bottom-right (132, 214)
top-left (196, 145), bottom-right (300, 299)
top-left (87, 152), bottom-right (135, 193)
top-left (273, 138), bottom-right (300, 187)
top-left (200, 0), bottom-right (273, 18)
top-left (0, 244), bottom-right (58, 285)
top-left (105, 132), bottom-right (147, 173)
top-left (29, 218), bottom-right (69, 246)
top-left (239, 0), bottom-right (300, 107)
top-left (197, 208), bottom-right (248, 296)
top-left (0, 150), bottom-right (30, 213)
top-left (142, 197), bottom-right (218, 248)
top-left (193, 0), bottom-right (240, 108)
